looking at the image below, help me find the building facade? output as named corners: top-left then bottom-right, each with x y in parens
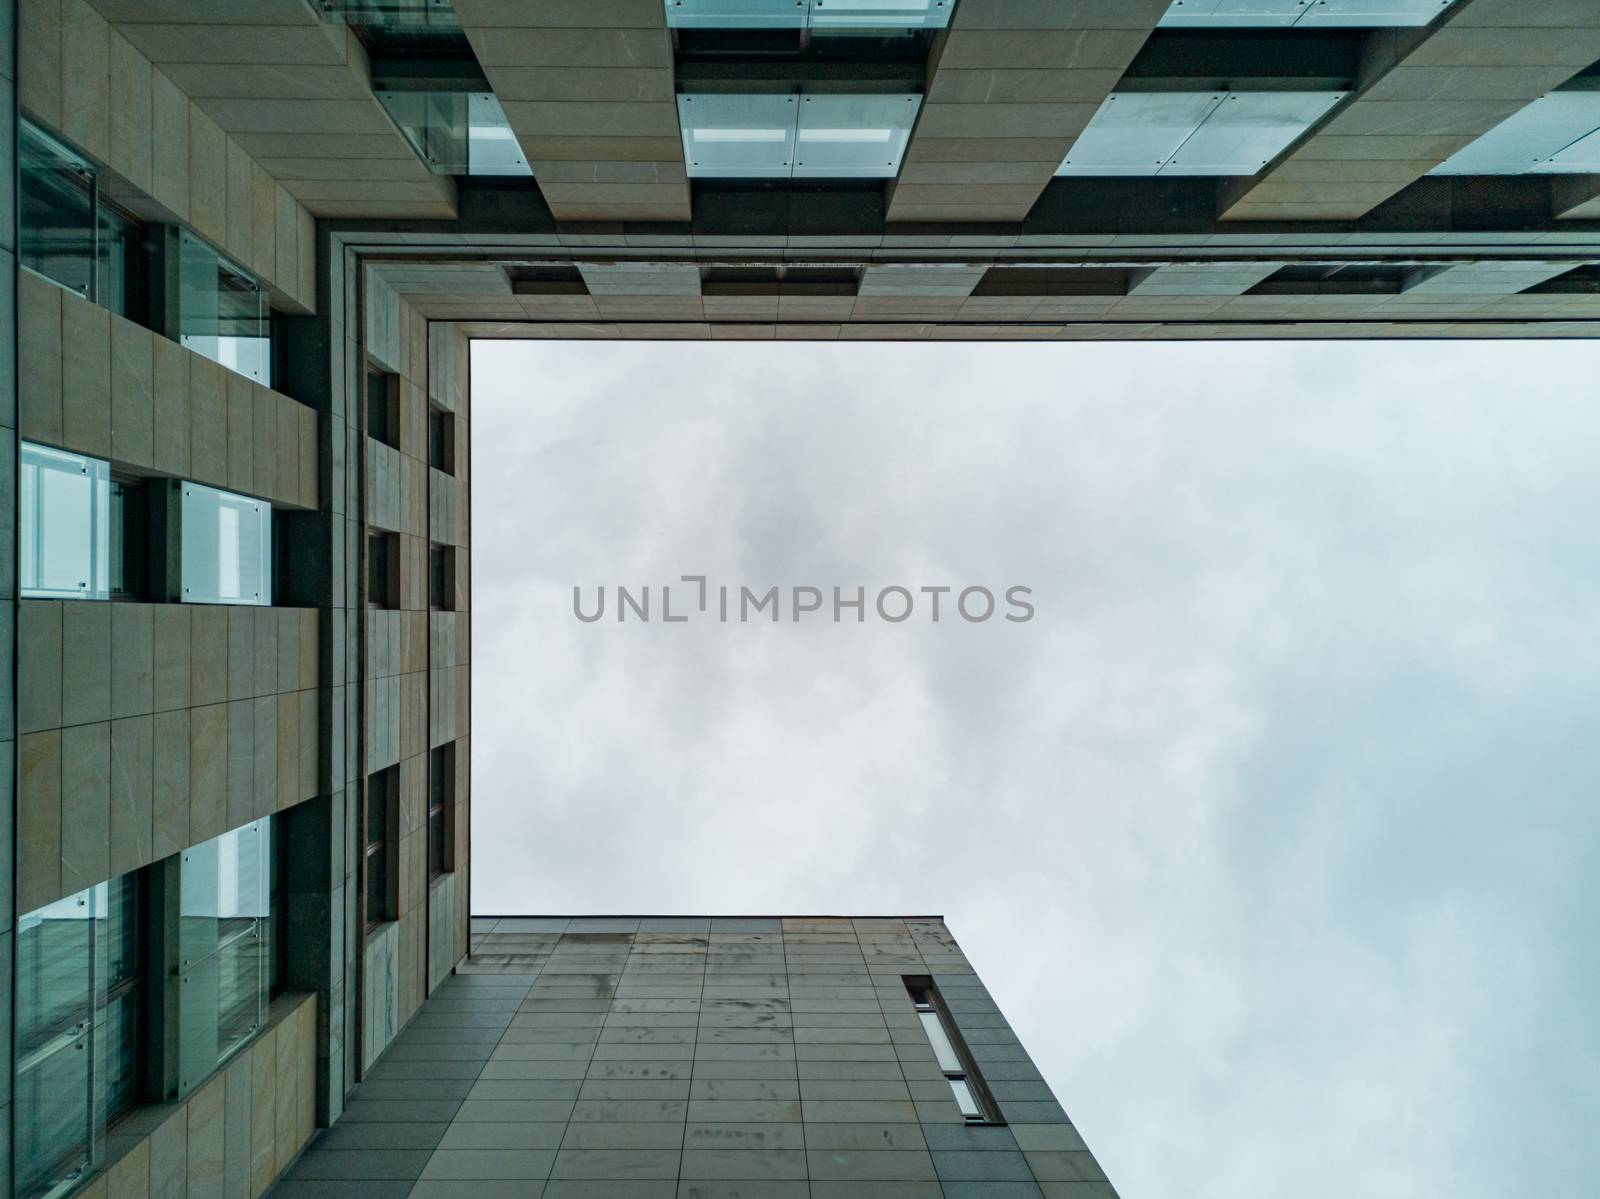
top-left (2, 0), bottom-right (1599, 1196)
top-left (279, 915), bottom-right (1110, 1199)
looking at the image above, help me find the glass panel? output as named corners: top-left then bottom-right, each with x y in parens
top-left (793, 94), bottom-right (921, 178)
top-left (918, 1009), bottom-right (963, 1073)
top-left (1433, 92), bottom-right (1600, 176)
top-left (179, 232), bottom-right (271, 385)
top-left (14, 892), bottom-right (97, 1199)
top-left (180, 481), bottom-right (272, 606)
top-left (178, 821), bottom-right (270, 1094)
top-left (680, 94), bottom-right (798, 178)
top-left (1162, 90), bottom-right (1345, 175)
top-left (1057, 92), bottom-right (1225, 177)
top-left (806, 0), bottom-right (954, 30)
top-left (20, 442), bottom-right (112, 600)
top-left (1298, 0), bottom-right (1455, 26)
top-left (376, 89), bottom-right (470, 173)
top-left (665, 0), bottom-right (952, 29)
top-left (20, 121), bottom-right (96, 300)
top-left (1160, 0), bottom-right (1453, 25)
top-left (97, 201), bottom-right (140, 318)
top-left (948, 1076), bottom-right (983, 1119)
top-left (468, 92), bottom-right (531, 176)
top-left (666, 0), bottom-right (811, 29)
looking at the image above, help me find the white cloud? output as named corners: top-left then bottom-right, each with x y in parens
top-left (470, 338), bottom-right (1600, 1199)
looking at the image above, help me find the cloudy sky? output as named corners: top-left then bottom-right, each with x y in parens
top-left (469, 337), bottom-right (1598, 1199)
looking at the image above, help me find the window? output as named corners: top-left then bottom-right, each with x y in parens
top-left (429, 744), bottom-right (456, 880)
top-left (178, 820), bottom-right (271, 1094)
top-left (677, 92), bottom-right (923, 179)
top-left (429, 543), bottom-right (455, 611)
top-left (368, 530), bottom-right (400, 609)
top-left (179, 231), bottom-right (271, 385)
top-left (1160, 0), bottom-right (1456, 28)
top-left (109, 477), bottom-right (157, 600)
top-left (909, 983), bottom-right (991, 1123)
top-left (429, 405), bottom-right (455, 474)
top-left (367, 367), bottom-right (399, 449)
top-left (20, 442), bottom-right (113, 600)
top-left (14, 875), bottom-right (146, 1199)
top-left (366, 768), bottom-right (397, 928)
top-left (20, 118), bottom-right (147, 316)
top-left (180, 482), bottom-right (273, 605)
top-left (1433, 89), bottom-right (1600, 176)
top-left (665, 0), bottom-right (954, 31)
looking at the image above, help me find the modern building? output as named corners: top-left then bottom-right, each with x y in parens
top-left (2, 0), bottom-right (1599, 1196)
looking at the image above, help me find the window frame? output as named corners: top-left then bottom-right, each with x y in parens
top-left (907, 981), bottom-right (999, 1125)
top-left (365, 767), bottom-right (398, 931)
top-left (19, 441), bottom-right (113, 601)
top-left (428, 743), bottom-right (455, 881)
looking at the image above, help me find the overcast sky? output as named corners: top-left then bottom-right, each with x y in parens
top-left (469, 337), bottom-right (1598, 1199)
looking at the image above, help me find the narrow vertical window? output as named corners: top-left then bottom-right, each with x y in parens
top-left (429, 543), bottom-right (454, 611)
top-left (367, 530), bottom-right (399, 609)
top-left (367, 367), bottom-right (399, 449)
top-left (909, 983), bottom-right (991, 1122)
top-left (429, 744), bottom-right (455, 880)
top-left (428, 404), bottom-right (455, 474)
top-left (366, 768), bottom-right (397, 929)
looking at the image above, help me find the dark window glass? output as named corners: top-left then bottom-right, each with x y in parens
top-left (367, 368), bottom-right (398, 448)
top-left (20, 121), bottom-right (96, 300)
top-left (429, 406), bottom-right (455, 474)
top-left (429, 544), bottom-right (453, 611)
top-left (101, 875), bottom-right (144, 1123)
top-left (366, 769), bottom-right (395, 927)
top-left (429, 744), bottom-right (454, 879)
top-left (179, 232), bottom-right (270, 384)
top-left (368, 531), bottom-right (398, 609)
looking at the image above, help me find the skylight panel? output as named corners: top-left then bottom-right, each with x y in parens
top-left (1160, 0), bottom-right (1455, 26)
top-left (680, 93), bottom-right (922, 178)
top-left (1432, 91), bottom-right (1600, 175)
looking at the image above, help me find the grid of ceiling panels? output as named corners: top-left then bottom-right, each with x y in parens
top-left (1056, 91), bottom-right (1346, 177)
top-left (679, 93), bottom-right (922, 177)
top-left (1159, 0), bottom-right (1455, 26)
top-left (665, 0), bottom-right (952, 30)
top-left (1432, 90), bottom-right (1600, 175)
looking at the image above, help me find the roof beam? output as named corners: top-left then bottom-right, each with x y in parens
top-left (1219, 0), bottom-right (1600, 222)
top-left (886, 0), bottom-right (1169, 224)
top-left (452, 0), bottom-right (690, 223)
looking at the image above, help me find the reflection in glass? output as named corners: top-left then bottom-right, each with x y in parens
top-left (665, 0), bottom-right (953, 30)
top-left (20, 121), bottom-right (96, 299)
top-left (180, 232), bottom-right (271, 385)
top-left (13, 877), bottom-right (141, 1199)
top-left (918, 1008), bottom-right (963, 1072)
top-left (948, 1076), bottom-right (983, 1118)
top-left (180, 482), bottom-right (273, 606)
top-left (375, 89), bottom-right (531, 176)
top-left (20, 442), bottom-right (112, 601)
top-left (179, 820), bottom-right (271, 1094)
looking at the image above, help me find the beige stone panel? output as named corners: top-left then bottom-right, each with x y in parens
top-left (19, 730), bottom-right (64, 913)
top-left (252, 383), bottom-right (278, 502)
top-left (153, 707), bottom-right (191, 859)
top-left (151, 68), bottom-right (191, 220)
top-left (250, 1027), bottom-right (278, 1196)
top-left (60, 720), bottom-right (111, 894)
top-left (18, 600), bottom-right (64, 734)
top-left (153, 604), bottom-right (192, 711)
top-left (298, 688), bottom-right (317, 801)
top-left (275, 691), bottom-right (299, 811)
top-left (110, 714), bottom-right (155, 876)
top-left (225, 138), bottom-right (253, 267)
top-left (108, 29), bottom-right (153, 192)
top-left (226, 371), bottom-right (254, 495)
top-left (186, 1073), bottom-right (225, 1199)
top-left (299, 404), bottom-right (319, 509)
top-left (189, 104), bottom-right (228, 247)
top-left (274, 1010), bottom-right (299, 1173)
top-left (276, 396), bottom-right (301, 507)
top-left (275, 186), bottom-right (299, 303)
top-left (19, 271), bottom-right (65, 445)
top-left (60, 0), bottom-right (111, 162)
top-left (149, 1106), bottom-right (189, 1199)
top-left (191, 605), bottom-right (228, 706)
top-left (20, 0), bottom-right (65, 129)
top-left (62, 291), bottom-right (112, 457)
top-left (253, 694), bottom-right (277, 820)
top-left (111, 601), bottom-right (154, 719)
top-left (62, 599), bottom-right (112, 725)
top-left (226, 698), bottom-right (253, 830)
top-left (295, 1000), bottom-right (316, 1149)
top-left (190, 354), bottom-right (227, 488)
top-left (189, 703), bottom-right (227, 846)
top-left (467, 27), bottom-right (671, 69)
top-left (153, 333), bottom-right (192, 478)
top-left (107, 1137), bottom-right (150, 1199)
top-left (227, 607), bottom-right (254, 702)
top-left (251, 163), bottom-right (277, 286)
top-left (111, 315), bottom-right (155, 468)
top-left (297, 204), bottom-right (316, 311)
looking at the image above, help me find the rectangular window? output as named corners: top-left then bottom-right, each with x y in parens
top-left (429, 743), bottom-right (455, 880)
top-left (367, 367), bottom-right (399, 449)
top-left (20, 118), bottom-right (148, 317)
top-left (180, 482), bottom-right (273, 606)
top-left (909, 983), bottom-right (992, 1123)
top-left (14, 874), bottom-right (146, 1199)
top-left (179, 231), bottom-right (271, 385)
top-left (177, 819), bottom-right (271, 1095)
top-left (429, 543), bottom-right (455, 611)
top-left (20, 441), bottom-right (112, 600)
top-left (428, 404), bottom-right (455, 474)
top-left (366, 768), bottom-right (397, 928)
top-left (368, 530), bottom-right (400, 609)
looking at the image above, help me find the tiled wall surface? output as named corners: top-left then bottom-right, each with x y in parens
top-left (18, 272), bottom-right (320, 511)
top-left (275, 917), bottom-right (1118, 1199)
top-left (19, 0), bottom-right (318, 309)
top-left (78, 993), bottom-right (319, 1199)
